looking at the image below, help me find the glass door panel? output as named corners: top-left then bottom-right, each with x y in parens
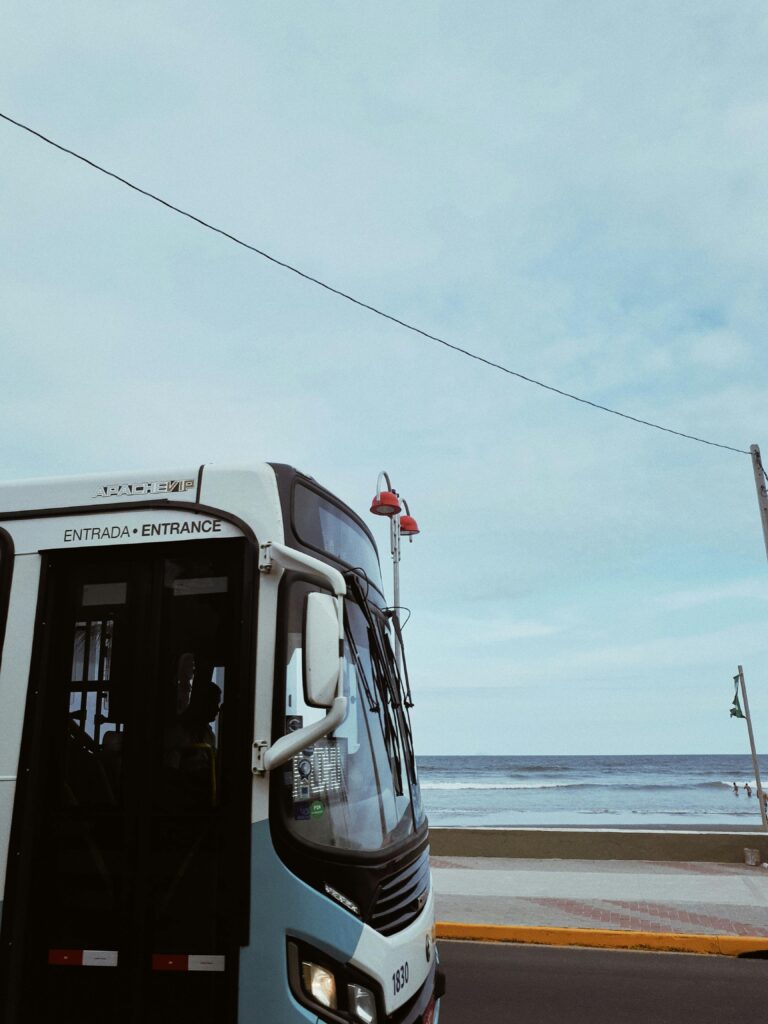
top-left (14, 540), bottom-right (246, 1024)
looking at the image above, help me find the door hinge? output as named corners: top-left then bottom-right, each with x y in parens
top-left (252, 740), bottom-right (269, 775)
top-left (258, 543), bottom-right (273, 574)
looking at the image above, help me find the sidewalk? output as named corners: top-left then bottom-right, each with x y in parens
top-left (431, 856), bottom-right (768, 951)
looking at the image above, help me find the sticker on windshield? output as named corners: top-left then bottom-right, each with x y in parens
top-left (294, 802), bottom-right (310, 821)
top-left (310, 799), bottom-right (325, 818)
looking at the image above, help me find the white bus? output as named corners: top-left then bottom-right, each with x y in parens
top-left (0, 463), bottom-right (443, 1023)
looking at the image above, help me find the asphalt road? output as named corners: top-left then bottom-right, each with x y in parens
top-left (437, 940), bottom-right (768, 1024)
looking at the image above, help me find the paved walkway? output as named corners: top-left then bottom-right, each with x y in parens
top-left (431, 857), bottom-right (768, 937)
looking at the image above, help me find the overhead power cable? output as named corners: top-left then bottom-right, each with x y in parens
top-left (0, 110), bottom-right (750, 457)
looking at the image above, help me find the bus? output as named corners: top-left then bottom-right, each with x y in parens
top-left (0, 463), bottom-right (443, 1023)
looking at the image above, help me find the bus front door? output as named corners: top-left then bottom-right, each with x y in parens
top-left (6, 539), bottom-right (247, 1024)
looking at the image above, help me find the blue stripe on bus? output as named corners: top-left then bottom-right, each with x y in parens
top-left (238, 819), bottom-right (364, 1023)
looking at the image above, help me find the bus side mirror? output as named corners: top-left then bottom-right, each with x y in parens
top-left (304, 592), bottom-right (342, 708)
top-left (260, 592), bottom-right (346, 773)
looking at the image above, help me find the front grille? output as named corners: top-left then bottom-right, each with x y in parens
top-left (369, 849), bottom-right (430, 936)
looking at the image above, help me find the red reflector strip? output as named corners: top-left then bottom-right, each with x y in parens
top-left (152, 953), bottom-right (226, 973)
top-left (49, 949), bottom-right (83, 966)
top-left (48, 949), bottom-right (118, 967)
top-left (152, 954), bottom-right (188, 972)
top-left (423, 995), bottom-right (436, 1024)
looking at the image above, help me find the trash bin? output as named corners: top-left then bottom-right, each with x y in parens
top-left (744, 848), bottom-right (761, 866)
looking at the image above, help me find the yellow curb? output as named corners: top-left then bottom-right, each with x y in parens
top-left (716, 934), bottom-right (768, 956)
top-left (435, 921), bottom-right (768, 957)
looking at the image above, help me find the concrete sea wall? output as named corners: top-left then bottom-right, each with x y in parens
top-left (429, 827), bottom-right (768, 863)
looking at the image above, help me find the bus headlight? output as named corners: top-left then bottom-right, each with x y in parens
top-left (288, 940), bottom-right (382, 1022)
top-left (348, 983), bottom-right (377, 1023)
top-left (301, 961), bottom-right (338, 1010)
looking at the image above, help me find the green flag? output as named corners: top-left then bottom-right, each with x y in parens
top-left (730, 679), bottom-right (746, 719)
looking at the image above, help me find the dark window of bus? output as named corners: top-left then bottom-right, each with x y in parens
top-left (151, 553), bottom-right (238, 956)
top-left (66, 588), bottom-right (124, 808)
top-left (49, 572), bottom-right (130, 956)
top-left (46, 545), bottom-right (241, 970)
top-left (280, 581), bottom-right (417, 852)
top-left (0, 529), bottom-right (13, 672)
top-left (293, 483), bottom-right (383, 590)
top-left (156, 560), bottom-right (231, 814)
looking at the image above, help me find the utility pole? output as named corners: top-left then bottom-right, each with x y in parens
top-left (745, 446), bottom-right (768, 827)
top-left (735, 666), bottom-right (768, 829)
top-left (750, 445), bottom-right (768, 562)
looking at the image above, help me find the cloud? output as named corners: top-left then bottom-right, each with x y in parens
top-left (685, 330), bottom-right (752, 371)
top-left (659, 580), bottom-right (768, 610)
top-left (416, 612), bottom-right (561, 647)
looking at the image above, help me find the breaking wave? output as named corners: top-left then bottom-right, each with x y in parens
top-left (420, 780), bottom-right (741, 792)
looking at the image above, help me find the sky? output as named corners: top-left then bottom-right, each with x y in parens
top-left (2, 2), bottom-right (768, 755)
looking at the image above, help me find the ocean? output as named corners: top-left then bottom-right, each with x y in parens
top-left (416, 754), bottom-right (768, 828)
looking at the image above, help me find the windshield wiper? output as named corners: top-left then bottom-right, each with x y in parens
top-left (380, 611), bottom-right (418, 787)
top-left (345, 574), bottom-right (419, 794)
top-left (346, 621), bottom-right (379, 714)
top-left (345, 574), bottom-right (405, 795)
top-left (389, 613), bottom-right (414, 709)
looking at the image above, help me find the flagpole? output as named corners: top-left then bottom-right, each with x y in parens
top-left (737, 665), bottom-right (768, 829)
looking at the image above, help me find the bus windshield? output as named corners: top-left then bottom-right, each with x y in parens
top-left (292, 482), bottom-right (384, 593)
top-left (280, 578), bottom-right (424, 853)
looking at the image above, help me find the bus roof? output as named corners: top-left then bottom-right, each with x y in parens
top-left (0, 464), bottom-right (290, 552)
top-left (0, 465), bottom-right (204, 514)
